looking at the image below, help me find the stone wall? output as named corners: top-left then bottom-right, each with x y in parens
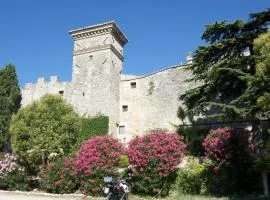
top-left (21, 76), bottom-right (71, 107)
top-left (118, 65), bottom-right (199, 141)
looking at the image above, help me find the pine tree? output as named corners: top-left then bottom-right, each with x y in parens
top-left (180, 8), bottom-right (270, 121)
top-left (0, 64), bottom-right (21, 151)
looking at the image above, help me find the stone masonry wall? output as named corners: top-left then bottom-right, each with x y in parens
top-left (118, 65), bottom-right (199, 142)
top-left (21, 76), bottom-right (71, 107)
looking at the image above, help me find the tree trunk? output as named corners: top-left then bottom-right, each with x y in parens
top-left (251, 119), bottom-right (264, 153)
top-left (262, 171), bottom-right (269, 197)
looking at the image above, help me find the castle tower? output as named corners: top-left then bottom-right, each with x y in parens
top-left (69, 21), bottom-right (128, 135)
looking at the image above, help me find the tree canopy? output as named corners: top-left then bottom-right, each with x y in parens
top-left (253, 31), bottom-right (270, 118)
top-left (180, 9), bottom-right (270, 121)
top-left (0, 64), bottom-right (21, 150)
top-left (9, 95), bottom-right (81, 172)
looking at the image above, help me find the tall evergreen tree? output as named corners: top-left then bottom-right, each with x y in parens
top-left (180, 9), bottom-right (270, 121)
top-left (0, 64), bottom-right (21, 151)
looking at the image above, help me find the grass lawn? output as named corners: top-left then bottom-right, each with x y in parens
top-left (127, 193), bottom-right (268, 200)
top-left (128, 193), bottom-right (228, 200)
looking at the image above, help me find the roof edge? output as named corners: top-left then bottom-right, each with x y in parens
top-left (121, 64), bottom-right (191, 82)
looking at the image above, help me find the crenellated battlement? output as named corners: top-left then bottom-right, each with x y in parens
top-left (37, 77), bottom-right (45, 84)
top-left (21, 75), bottom-right (71, 108)
top-left (24, 83), bottom-right (34, 89)
top-left (50, 75), bottom-right (59, 83)
top-left (23, 76), bottom-right (67, 89)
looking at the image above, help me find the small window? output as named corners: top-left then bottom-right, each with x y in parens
top-left (59, 90), bottom-right (64, 95)
top-left (122, 105), bottom-right (128, 112)
top-left (82, 92), bottom-right (85, 96)
top-left (119, 126), bottom-right (125, 134)
top-left (130, 82), bottom-right (136, 88)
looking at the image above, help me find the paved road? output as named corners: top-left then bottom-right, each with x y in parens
top-left (0, 191), bottom-right (94, 200)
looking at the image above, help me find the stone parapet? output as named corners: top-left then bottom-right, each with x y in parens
top-left (50, 75), bottom-right (59, 83)
top-left (37, 77), bottom-right (45, 84)
top-left (69, 21), bottom-right (128, 46)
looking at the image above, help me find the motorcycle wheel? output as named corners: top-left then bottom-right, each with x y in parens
top-left (118, 188), bottom-right (128, 200)
top-left (123, 193), bottom-right (128, 200)
top-left (106, 192), bottom-right (119, 200)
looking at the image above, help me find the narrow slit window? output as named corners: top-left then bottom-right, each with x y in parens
top-left (59, 90), bottom-right (64, 95)
top-left (131, 82), bottom-right (136, 88)
top-left (119, 126), bottom-right (125, 134)
top-left (122, 105), bottom-right (128, 112)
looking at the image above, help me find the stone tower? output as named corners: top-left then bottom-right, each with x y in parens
top-left (69, 21), bottom-right (128, 135)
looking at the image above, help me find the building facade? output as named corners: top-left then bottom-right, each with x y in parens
top-left (21, 21), bottom-right (197, 141)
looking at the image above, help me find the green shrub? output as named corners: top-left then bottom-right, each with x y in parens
top-left (177, 126), bottom-right (209, 156)
top-left (10, 95), bottom-right (81, 174)
top-left (176, 157), bottom-right (207, 195)
top-left (0, 169), bottom-right (30, 191)
top-left (73, 115), bottom-right (108, 151)
top-left (80, 115), bottom-right (108, 139)
top-left (202, 164), bottom-right (236, 196)
top-left (39, 157), bottom-right (78, 194)
top-left (119, 155), bottom-right (129, 168)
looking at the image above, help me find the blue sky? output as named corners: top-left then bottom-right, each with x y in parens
top-left (0, 1), bottom-right (269, 86)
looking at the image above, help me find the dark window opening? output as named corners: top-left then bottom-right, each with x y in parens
top-left (83, 92), bottom-right (85, 96)
top-left (59, 90), bottom-right (64, 95)
top-left (122, 105), bottom-right (128, 112)
top-left (131, 82), bottom-right (136, 88)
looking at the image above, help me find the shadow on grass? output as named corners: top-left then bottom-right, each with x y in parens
top-left (128, 192), bottom-right (269, 200)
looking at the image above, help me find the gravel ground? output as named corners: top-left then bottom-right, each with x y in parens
top-left (0, 190), bottom-right (95, 200)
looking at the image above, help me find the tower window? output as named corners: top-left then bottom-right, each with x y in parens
top-left (59, 90), bottom-right (64, 95)
top-left (130, 82), bottom-right (136, 88)
top-left (83, 92), bottom-right (85, 96)
top-left (119, 126), bottom-right (125, 134)
top-left (122, 105), bottom-right (128, 112)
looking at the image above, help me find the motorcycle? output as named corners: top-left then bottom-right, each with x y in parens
top-left (103, 169), bottom-right (131, 200)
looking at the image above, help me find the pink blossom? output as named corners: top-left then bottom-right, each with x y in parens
top-left (127, 130), bottom-right (186, 177)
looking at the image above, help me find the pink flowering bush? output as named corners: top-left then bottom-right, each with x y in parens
top-left (74, 136), bottom-right (125, 195)
top-left (202, 128), bottom-right (232, 163)
top-left (39, 157), bottom-right (78, 194)
top-left (127, 130), bottom-right (186, 196)
top-left (201, 128), bottom-right (260, 195)
top-left (39, 136), bottom-right (125, 196)
top-left (74, 136), bottom-right (124, 173)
